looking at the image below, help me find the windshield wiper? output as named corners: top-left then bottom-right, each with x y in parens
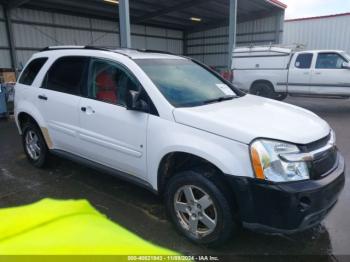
top-left (202, 95), bottom-right (237, 105)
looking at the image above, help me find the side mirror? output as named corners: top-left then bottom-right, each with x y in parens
top-left (126, 90), bottom-right (150, 113)
top-left (342, 62), bottom-right (350, 69)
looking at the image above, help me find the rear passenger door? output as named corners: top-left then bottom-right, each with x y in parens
top-left (38, 56), bottom-right (89, 154)
top-left (310, 52), bottom-right (350, 96)
top-left (287, 53), bottom-right (313, 94)
top-left (78, 57), bottom-right (149, 179)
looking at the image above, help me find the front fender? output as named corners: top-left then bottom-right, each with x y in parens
top-left (147, 116), bottom-right (254, 190)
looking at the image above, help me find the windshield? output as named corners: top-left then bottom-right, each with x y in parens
top-left (341, 52), bottom-right (350, 62)
top-left (135, 59), bottom-right (237, 107)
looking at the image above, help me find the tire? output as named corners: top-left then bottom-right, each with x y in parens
top-left (274, 93), bottom-right (288, 101)
top-left (22, 121), bottom-right (49, 168)
top-left (164, 171), bottom-right (236, 246)
top-left (250, 82), bottom-right (275, 99)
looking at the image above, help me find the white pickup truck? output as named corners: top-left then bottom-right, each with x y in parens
top-left (232, 46), bottom-right (350, 100)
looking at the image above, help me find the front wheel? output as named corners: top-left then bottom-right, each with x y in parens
top-left (164, 171), bottom-right (236, 246)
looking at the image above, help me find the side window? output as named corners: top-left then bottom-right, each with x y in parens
top-left (295, 53), bottom-right (313, 69)
top-left (43, 56), bottom-right (88, 95)
top-left (89, 58), bottom-right (140, 106)
top-left (316, 53), bottom-right (346, 69)
top-left (19, 57), bottom-right (48, 85)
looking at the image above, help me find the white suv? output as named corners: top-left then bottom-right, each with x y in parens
top-left (15, 46), bottom-right (345, 246)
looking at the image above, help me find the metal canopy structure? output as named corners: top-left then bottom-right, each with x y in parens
top-left (1, 0), bottom-right (286, 32)
top-left (0, 0), bottom-right (286, 72)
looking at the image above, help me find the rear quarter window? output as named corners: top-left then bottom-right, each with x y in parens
top-left (295, 53), bottom-right (313, 69)
top-left (19, 57), bottom-right (48, 86)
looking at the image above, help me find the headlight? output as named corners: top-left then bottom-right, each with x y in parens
top-left (250, 139), bottom-right (309, 182)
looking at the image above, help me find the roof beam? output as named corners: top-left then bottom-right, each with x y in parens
top-left (7, 0), bottom-right (31, 9)
top-left (133, 0), bottom-right (212, 24)
top-left (186, 10), bottom-right (278, 33)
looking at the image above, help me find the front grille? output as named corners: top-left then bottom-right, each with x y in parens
top-left (299, 133), bottom-right (330, 152)
top-left (301, 133), bottom-right (338, 179)
top-left (309, 148), bottom-right (338, 179)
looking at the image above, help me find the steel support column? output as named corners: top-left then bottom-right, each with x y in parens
top-left (228, 0), bottom-right (237, 70)
top-left (275, 10), bottom-right (285, 44)
top-left (4, 6), bottom-right (18, 72)
top-left (119, 0), bottom-right (131, 48)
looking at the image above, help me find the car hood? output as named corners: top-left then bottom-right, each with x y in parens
top-left (173, 95), bottom-right (330, 144)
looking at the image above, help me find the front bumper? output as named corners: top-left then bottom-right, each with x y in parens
top-left (226, 154), bottom-right (345, 234)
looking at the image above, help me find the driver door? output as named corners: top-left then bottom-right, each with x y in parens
top-left (310, 52), bottom-right (350, 96)
top-left (78, 57), bottom-right (149, 179)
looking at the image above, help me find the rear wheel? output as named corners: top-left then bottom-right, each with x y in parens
top-left (250, 82), bottom-right (275, 99)
top-left (165, 171), bottom-right (236, 246)
top-left (22, 121), bottom-right (49, 168)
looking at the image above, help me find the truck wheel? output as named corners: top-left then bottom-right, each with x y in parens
top-left (274, 93), bottom-right (288, 101)
top-left (164, 171), bottom-right (236, 246)
top-left (250, 82), bottom-right (275, 99)
top-left (22, 121), bottom-right (49, 168)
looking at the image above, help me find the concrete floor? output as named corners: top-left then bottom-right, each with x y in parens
top-left (0, 97), bottom-right (349, 258)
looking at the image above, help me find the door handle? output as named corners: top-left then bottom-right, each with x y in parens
top-left (38, 95), bottom-right (48, 101)
top-left (303, 72), bottom-right (309, 75)
top-left (81, 106), bottom-right (95, 114)
top-left (315, 72), bottom-right (321, 75)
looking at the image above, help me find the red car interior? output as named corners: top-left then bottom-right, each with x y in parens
top-left (95, 71), bottom-right (118, 104)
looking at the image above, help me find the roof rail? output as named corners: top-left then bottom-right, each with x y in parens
top-left (136, 49), bottom-right (174, 55)
top-left (40, 45), bottom-right (111, 52)
top-left (39, 45), bottom-right (134, 58)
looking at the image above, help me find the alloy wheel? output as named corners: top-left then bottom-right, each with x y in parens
top-left (174, 185), bottom-right (217, 238)
top-left (25, 130), bottom-right (41, 161)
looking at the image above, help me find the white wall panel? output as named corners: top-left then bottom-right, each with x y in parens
top-left (0, 5), bottom-right (4, 18)
top-left (54, 13), bottom-right (90, 29)
top-left (5, 7), bottom-right (183, 68)
top-left (167, 29), bottom-right (182, 38)
top-left (187, 14), bottom-right (281, 69)
top-left (17, 50), bottom-right (36, 68)
top-left (131, 35), bottom-right (146, 49)
top-left (167, 40), bottom-right (182, 54)
top-left (55, 28), bottom-right (92, 45)
top-left (11, 8), bottom-right (53, 23)
top-left (91, 32), bottom-right (119, 48)
top-left (0, 50), bottom-right (11, 68)
top-left (204, 54), bottom-right (227, 69)
top-left (146, 37), bottom-right (167, 51)
top-left (13, 24), bottom-right (56, 47)
top-left (131, 24), bottom-right (146, 34)
top-left (0, 21), bottom-right (8, 46)
top-left (146, 26), bottom-right (166, 37)
top-left (91, 18), bottom-right (118, 31)
top-left (283, 15), bottom-right (350, 54)
top-left (204, 37), bottom-right (227, 45)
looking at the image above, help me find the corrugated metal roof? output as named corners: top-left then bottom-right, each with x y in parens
top-left (283, 13), bottom-right (350, 54)
top-left (285, 12), bottom-right (350, 22)
top-left (0, 0), bottom-right (285, 31)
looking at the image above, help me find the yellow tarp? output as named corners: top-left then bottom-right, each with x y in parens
top-left (0, 198), bottom-right (177, 255)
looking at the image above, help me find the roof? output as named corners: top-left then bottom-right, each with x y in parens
top-left (0, 0), bottom-right (286, 32)
top-left (297, 49), bottom-right (346, 54)
top-left (285, 12), bottom-right (350, 22)
top-left (113, 49), bottom-right (185, 59)
top-left (266, 0), bottom-right (287, 9)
